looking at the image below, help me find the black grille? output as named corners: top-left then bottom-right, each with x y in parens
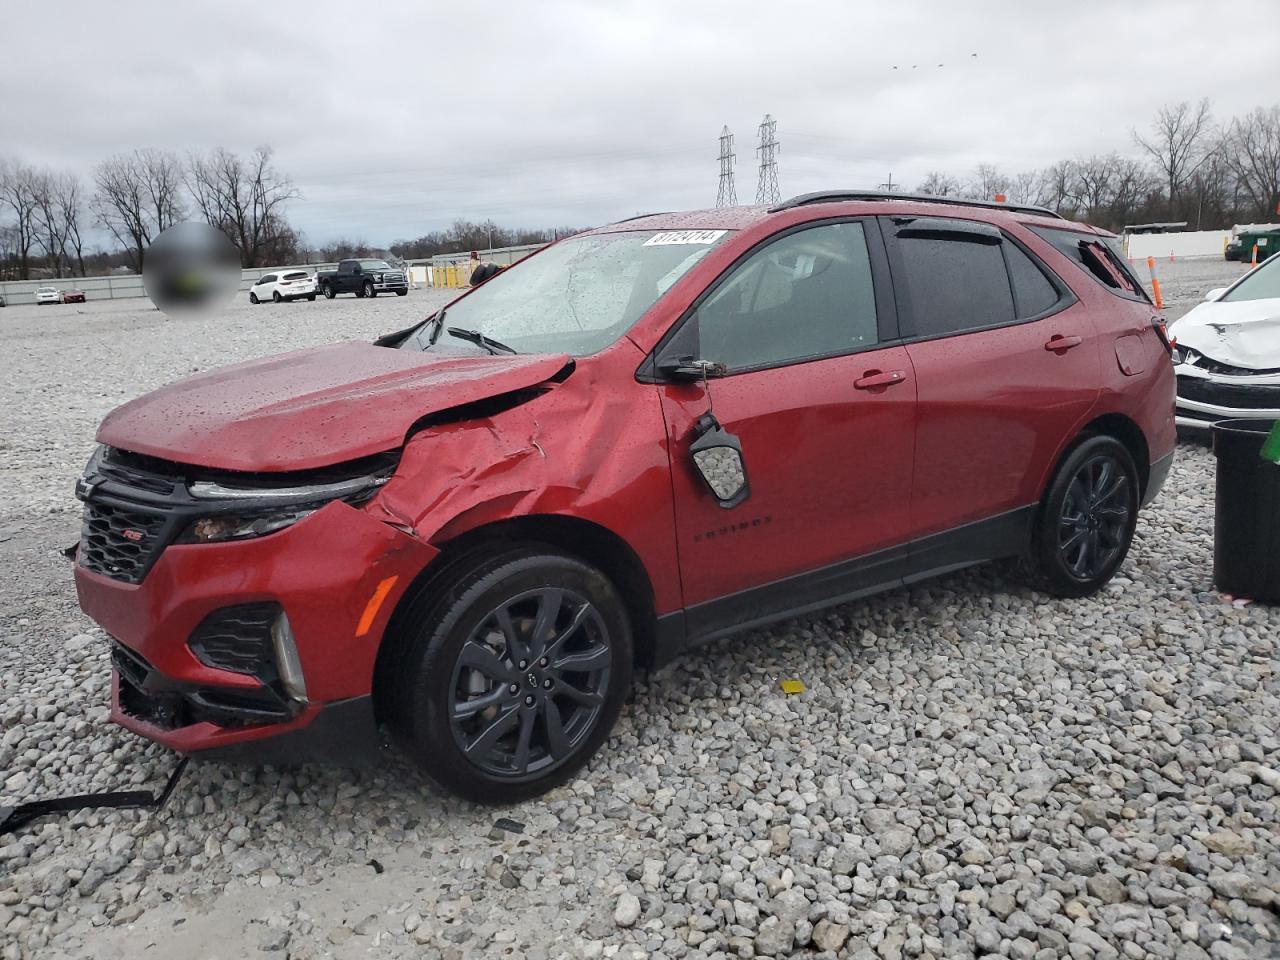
top-left (80, 500), bottom-right (170, 584)
top-left (1177, 376), bottom-right (1280, 410)
top-left (189, 603), bottom-right (279, 675)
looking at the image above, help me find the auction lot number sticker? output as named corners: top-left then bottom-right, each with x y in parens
top-left (643, 230), bottom-right (727, 246)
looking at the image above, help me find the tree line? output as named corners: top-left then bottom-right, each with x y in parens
top-left (914, 100), bottom-right (1280, 232)
top-left (0, 146), bottom-right (302, 280)
top-left (3, 99), bottom-right (1276, 280)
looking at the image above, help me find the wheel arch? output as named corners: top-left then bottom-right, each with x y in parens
top-left (1077, 412), bottom-right (1151, 500)
top-left (371, 514), bottom-right (659, 719)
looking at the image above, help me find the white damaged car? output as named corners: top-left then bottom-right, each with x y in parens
top-left (1170, 255), bottom-right (1280, 429)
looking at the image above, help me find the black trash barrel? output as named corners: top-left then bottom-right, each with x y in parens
top-left (1212, 418), bottom-right (1280, 603)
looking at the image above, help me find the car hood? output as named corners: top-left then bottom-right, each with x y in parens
top-left (1171, 297), bottom-right (1280, 370)
top-left (97, 342), bottom-right (572, 472)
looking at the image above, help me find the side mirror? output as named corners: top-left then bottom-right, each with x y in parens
top-left (659, 356), bottom-right (728, 381)
top-left (1204, 287), bottom-right (1226, 302)
top-left (689, 414), bottom-right (749, 508)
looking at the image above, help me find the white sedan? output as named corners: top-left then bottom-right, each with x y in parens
top-left (1170, 255), bottom-right (1280, 429)
top-left (248, 271), bottom-right (317, 304)
top-left (35, 286), bottom-right (62, 305)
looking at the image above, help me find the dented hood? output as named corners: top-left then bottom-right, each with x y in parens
top-left (97, 342), bottom-right (571, 471)
top-left (1172, 297), bottom-right (1280, 370)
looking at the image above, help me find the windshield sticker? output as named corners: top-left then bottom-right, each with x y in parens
top-left (643, 230), bottom-right (727, 246)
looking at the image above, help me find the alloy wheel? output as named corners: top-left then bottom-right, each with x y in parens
top-left (447, 587), bottom-right (611, 778)
top-left (1057, 453), bottom-right (1131, 580)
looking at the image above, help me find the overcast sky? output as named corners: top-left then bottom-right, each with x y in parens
top-left (3, 0), bottom-right (1270, 247)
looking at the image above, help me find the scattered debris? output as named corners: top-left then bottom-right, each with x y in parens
top-left (367, 858), bottom-right (385, 874)
top-left (492, 817), bottom-right (525, 836)
top-left (0, 758), bottom-right (187, 836)
top-left (779, 679), bottom-right (806, 695)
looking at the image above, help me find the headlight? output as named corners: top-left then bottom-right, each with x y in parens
top-left (1171, 344), bottom-right (1199, 365)
top-left (181, 469), bottom-right (392, 543)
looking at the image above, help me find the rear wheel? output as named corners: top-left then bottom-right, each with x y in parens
top-left (272, 291), bottom-right (282, 303)
top-left (1022, 435), bottom-right (1139, 598)
top-left (323, 284), bottom-right (335, 299)
top-left (387, 549), bottom-right (632, 803)
top-left (363, 280), bottom-right (376, 299)
top-left (249, 292), bottom-right (259, 304)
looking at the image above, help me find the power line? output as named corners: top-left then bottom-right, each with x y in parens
top-left (755, 114), bottom-right (780, 205)
top-left (716, 125), bottom-right (737, 208)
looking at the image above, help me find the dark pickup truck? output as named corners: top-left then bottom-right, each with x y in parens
top-left (316, 258), bottom-right (409, 299)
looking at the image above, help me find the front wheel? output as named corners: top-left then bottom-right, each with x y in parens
top-left (249, 293), bottom-right (259, 304)
top-left (307, 294), bottom-right (316, 301)
top-left (387, 549), bottom-right (632, 803)
top-left (1022, 435), bottom-right (1139, 598)
top-left (363, 281), bottom-right (376, 299)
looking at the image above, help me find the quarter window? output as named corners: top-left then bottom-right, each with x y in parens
top-left (695, 221), bottom-right (879, 371)
top-left (897, 236), bottom-right (1015, 338)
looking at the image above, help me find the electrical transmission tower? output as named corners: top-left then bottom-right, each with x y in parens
top-left (755, 114), bottom-right (780, 205)
top-left (716, 125), bottom-right (737, 207)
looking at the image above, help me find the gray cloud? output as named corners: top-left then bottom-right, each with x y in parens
top-left (3, 0), bottom-right (1268, 245)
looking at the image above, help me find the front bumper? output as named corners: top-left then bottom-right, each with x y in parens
top-left (76, 499), bottom-right (438, 762)
top-left (1175, 367), bottom-right (1280, 430)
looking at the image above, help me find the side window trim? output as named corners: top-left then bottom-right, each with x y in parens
top-left (882, 217), bottom-right (1076, 344)
top-left (641, 216), bottom-right (900, 382)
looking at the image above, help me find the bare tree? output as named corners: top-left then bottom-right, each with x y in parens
top-left (92, 150), bottom-right (185, 271)
top-left (0, 159), bottom-right (40, 279)
top-left (966, 164), bottom-right (1011, 201)
top-left (1133, 99), bottom-right (1214, 209)
top-left (1009, 170), bottom-right (1049, 207)
top-left (56, 174), bottom-right (88, 277)
top-left (916, 171), bottom-right (961, 197)
top-left (187, 146), bottom-right (299, 267)
top-left (1040, 160), bottom-right (1080, 216)
top-left (1072, 155), bottom-right (1117, 220)
top-left (1221, 105), bottom-right (1280, 222)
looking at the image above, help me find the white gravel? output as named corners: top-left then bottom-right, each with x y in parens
top-left (2, 269), bottom-right (1279, 960)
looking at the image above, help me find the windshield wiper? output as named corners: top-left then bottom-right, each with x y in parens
top-left (446, 327), bottom-right (518, 355)
top-left (424, 308), bottom-right (446, 346)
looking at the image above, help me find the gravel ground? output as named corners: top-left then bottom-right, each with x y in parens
top-left (2, 264), bottom-right (1279, 960)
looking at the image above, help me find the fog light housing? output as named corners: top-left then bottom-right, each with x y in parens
top-left (271, 612), bottom-right (308, 703)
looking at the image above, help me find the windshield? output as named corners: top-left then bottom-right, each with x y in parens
top-left (1222, 254), bottom-right (1280, 302)
top-left (401, 229), bottom-right (731, 356)
top-left (360, 260), bottom-right (392, 271)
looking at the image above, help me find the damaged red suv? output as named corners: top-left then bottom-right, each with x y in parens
top-left (75, 192), bottom-right (1175, 802)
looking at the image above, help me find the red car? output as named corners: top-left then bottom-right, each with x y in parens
top-left (74, 192), bottom-right (1175, 802)
top-left (62, 288), bottom-right (86, 304)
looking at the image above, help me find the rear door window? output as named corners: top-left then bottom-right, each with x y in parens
top-left (260, 275), bottom-right (276, 284)
top-left (893, 231), bottom-right (1015, 338)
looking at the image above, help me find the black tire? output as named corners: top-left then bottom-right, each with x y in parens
top-left (1022, 434), bottom-right (1139, 598)
top-left (322, 284), bottom-right (335, 300)
top-left (363, 281), bottom-right (376, 299)
top-left (249, 292), bottom-right (259, 304)
top-left (272, 291), bottom-right (282, 303)
top-left (396, 289), bottom-right (407, 297)
top-left (307, 294), bottom-right (316, 301)
top-left (386, 548), bottom-right (632, 803)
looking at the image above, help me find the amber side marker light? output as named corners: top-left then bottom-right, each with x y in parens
top-left (356, 576), bottom-right (400, 637)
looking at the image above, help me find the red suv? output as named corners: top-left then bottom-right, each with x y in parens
top-left (74, 192), bottom-right (1175, 802)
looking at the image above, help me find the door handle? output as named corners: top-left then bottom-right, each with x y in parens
top-left (854, 369), bottom-right (907, 390)
top-left (1044, 334), bottom-right (1083, 352)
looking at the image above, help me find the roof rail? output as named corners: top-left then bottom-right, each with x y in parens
top-left (612, 211), bottom-right (674, 224)
top-left (770, 190), bottom-right (1065, 220)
